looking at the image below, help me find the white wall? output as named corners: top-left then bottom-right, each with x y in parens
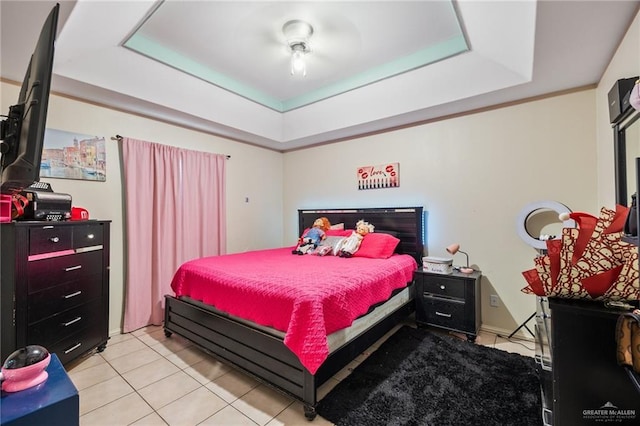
top-left (1, 82), bottom-right (284, 335)
top-left (284, 90), bottom-right (599, 336)
top-left (596, 9), bottom-right (640, 207)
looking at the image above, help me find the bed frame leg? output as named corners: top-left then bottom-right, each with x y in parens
top-left (303, 404), bottom-right (317, 421)
top-left (164, 329), bottom-right (172, 338)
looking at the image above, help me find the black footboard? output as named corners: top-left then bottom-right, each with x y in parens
top-left (163, 288), bottom-right (414, 419)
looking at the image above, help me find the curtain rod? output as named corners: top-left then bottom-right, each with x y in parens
top-left (110, 135), bottom-right (230, 159)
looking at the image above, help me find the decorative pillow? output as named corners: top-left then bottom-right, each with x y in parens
top-left (353, 232), bottom-right (401, 259)
top-left (329, 223), bottom-right (345, 230)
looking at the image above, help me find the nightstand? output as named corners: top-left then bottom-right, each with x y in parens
top-left (414, 267), bottom-right (482, 341)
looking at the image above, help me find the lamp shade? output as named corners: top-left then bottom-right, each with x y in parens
top-left (446, 243), bottom-right (461, 255)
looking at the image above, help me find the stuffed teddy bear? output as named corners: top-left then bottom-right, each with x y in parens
top-left (338, 219), bottom-right (374, 258)
top-left (292, 217), bottom-right (331, 255)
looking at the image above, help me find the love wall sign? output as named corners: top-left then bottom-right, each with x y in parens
top-left (357, 163), bottom-right (399, 190)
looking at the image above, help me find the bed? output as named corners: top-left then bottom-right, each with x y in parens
top-left (163, 206), bottom-right (424, 419)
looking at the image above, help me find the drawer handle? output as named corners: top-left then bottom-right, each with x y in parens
top-left (435, 311), bottom-right (452, 318)
top-left (87, 233), bottom-right (95, 239)
top-left (49, 236), bottom-right (60, 243)
top-left (64, 342), bottom-right (82, 354)
top-left (63, 291), bottom-right (82, 299)
top-left (62, 316), bottom-right (82, 327)
top-left (65, 265), bottom-right (82, 272)
top-left (440, 285), bottom-right (445, 290)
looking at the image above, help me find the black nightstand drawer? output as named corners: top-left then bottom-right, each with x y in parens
top-left (419, 296), bottom-right (466, 329)
top-left (420, 275), bottom-right (466, 300)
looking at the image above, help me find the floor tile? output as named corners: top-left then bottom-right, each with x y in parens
top-left (101, 337), bottom-right (149, 361)
top-left (150, 335), bottom-right (193, 357)
top-left (121, 357), bottom-right (181, 390)
top-left (155, 386), bottom-right (228, 425)
top-left (66, 351), bottom-right (108, 374)
top-left (183, 357), bottom-right (231, 385)
top-left (78, 375), bottom-right (134, 415)
top-left (206, 369), bottom-right (260, 404)
top-left (130, 411), bottom-right (169, 425)
top-left (200, 405), bottom-right (259, 425)
top-left (231, 384), bottom-right (294, 425)
top-left (164, 345), bottom-right (209, 370)
top-left (68, 362), bottom-right (119, 391)
top-left (138, 370), bottom-right (202, 410)
top-left (136, 327), bottom-right (170, 347)
top-left (79, 392), bottom-right (154, 425)
top-left (108, 347), bottom-right (164, 375)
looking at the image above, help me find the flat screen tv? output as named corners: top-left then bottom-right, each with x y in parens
top-left (0, 3), bottom-right (59, 195)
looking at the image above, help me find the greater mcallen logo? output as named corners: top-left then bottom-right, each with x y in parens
top-left (583, 402), bottom-right (637, 422)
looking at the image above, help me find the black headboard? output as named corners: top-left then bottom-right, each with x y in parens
top-left (298, 207), bottom-right (424, 262)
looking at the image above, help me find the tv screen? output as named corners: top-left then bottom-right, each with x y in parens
top-left (0, 3), bottom-right (59, 194)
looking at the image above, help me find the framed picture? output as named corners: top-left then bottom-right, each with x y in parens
top-left (357, 163), bottom-right (399, 190)
top-left (40, 128), bottom-right (106, 181)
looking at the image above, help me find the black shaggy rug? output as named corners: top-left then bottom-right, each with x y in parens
top-left (316, 326), bottom-right (542, 426)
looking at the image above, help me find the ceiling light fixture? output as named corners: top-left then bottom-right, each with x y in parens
top-left (283, 20), bottom-right (313, 77)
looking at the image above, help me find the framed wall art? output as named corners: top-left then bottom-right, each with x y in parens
top-left (357, 163), bottom-right (399, 190)
top-left (40, 128), bottom-right (106, 181)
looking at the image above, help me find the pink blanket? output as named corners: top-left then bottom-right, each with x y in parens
top-left (170, 248), bottom-right (417, 374)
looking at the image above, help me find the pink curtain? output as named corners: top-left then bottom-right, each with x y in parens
top-left (121, 137), bottom-right (226, 332)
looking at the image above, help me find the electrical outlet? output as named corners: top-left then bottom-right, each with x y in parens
top-left (490, 294), bottom-right (500, 307)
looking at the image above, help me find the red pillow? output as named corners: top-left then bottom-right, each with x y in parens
top-left (353, 232), bottom-right (400, 259)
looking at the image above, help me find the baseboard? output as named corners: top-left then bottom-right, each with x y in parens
top-left (479, 324), bottom-right (535, 343)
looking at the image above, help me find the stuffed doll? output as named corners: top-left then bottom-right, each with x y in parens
top-left (292, 217), bottom-right (331, 254)
top-left (338, 220), bottom-right (374, 257)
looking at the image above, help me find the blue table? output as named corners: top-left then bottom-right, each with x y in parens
top-left (1, 353), bottom-right (79, 425)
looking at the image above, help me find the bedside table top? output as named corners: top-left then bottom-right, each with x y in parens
top-left (416, 267), bottom-right (482, 279)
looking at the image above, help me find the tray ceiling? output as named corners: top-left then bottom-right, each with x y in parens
top-left (1, 1), bottom-right (639, 151)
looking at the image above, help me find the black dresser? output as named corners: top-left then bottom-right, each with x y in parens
top-left (1, 220), bottom-right (110, 365)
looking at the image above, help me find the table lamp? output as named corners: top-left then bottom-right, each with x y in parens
top-left (446, 243), bottom-right (474, 274)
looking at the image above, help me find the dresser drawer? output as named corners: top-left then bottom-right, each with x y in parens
top-left (27, 299), bottom-right (103, 348)
top-left (418, 296), bottom-right (466, 331)
top-left (46, 324), bottom-right (107, 366)
top-left (420, 275), bottom-right (466, 300)
top-left (28, 250), bottom-right (103, 293)
top-left (29, 226), bottom-right (73, 255)
top-left (28, 276), bottom-right (103, 324)
top-left (73, 223), bottom-right (104, 248)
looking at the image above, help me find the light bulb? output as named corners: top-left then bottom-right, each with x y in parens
top-left (291, 49), bottom-right (306, 77)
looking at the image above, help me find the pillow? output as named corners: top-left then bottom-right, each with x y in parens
top-left (329, 222), bottom-right (345, 230)
top-left (326, 229), bottom-right (352, 237)
top-left (318, 236), bottom-right (347, 256)
top-left (354, 232), bottom-right (401, 259)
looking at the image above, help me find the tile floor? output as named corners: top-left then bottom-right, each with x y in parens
top-left (66, 322), bottom-right (535, 425)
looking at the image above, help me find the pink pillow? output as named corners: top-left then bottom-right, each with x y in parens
top-left (353, 233), bottom-right (401, 259)
top-left (326, 229), bottom-right (352, 237)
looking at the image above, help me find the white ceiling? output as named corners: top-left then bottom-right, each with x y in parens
top-left (1, 1), bottom-right (639, 152)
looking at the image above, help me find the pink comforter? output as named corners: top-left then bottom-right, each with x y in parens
top-left (170, 248), bottom-right (417, 374)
